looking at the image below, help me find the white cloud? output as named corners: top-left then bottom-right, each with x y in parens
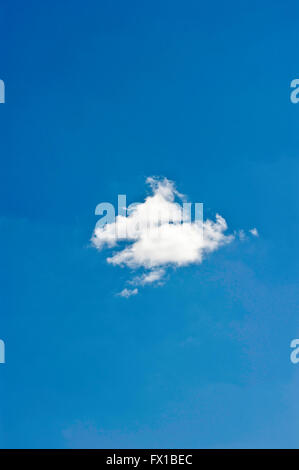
top-left (117, 288), bottom-right (138, 298)
top-left (91, 177), bottom-right (237, 296)
top-left (250, 227), bottom-right (259, 237)
top-left (130, 268), bottom-right (166, 286)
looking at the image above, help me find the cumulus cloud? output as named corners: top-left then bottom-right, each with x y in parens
top-left (91, 177), bottom-right (236, 296)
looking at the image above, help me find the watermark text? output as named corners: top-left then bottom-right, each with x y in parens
top-left (290, 79), bottom-right (299, 104)
top-left (290, 339), bottom-right (299, 364)
top-left (0, 80), bottom-right (5, 103)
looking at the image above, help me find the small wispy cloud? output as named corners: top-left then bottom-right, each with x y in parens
top-left (237, 228), bottom-right (259, 240)
top-left (117, 288), bottom-right (138, 298)
top-left (249, 227), bottom-right (259, 237)
top-left (130, 268), bottom-right (166, 286)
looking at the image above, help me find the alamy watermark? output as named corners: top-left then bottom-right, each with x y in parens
top-left (290, 79), bottom-right (299, 104)
top-left (0, 79), bottom-right (5, 103)
top-left (0, 339), bottom-right (5, 363)
top-left (290, 339), bottom-right (299, 364)
top-left (94, 195), bottom-right (204, 240)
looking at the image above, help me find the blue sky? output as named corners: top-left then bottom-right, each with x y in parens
top-left (0, 0), bottom-right (299, 448)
